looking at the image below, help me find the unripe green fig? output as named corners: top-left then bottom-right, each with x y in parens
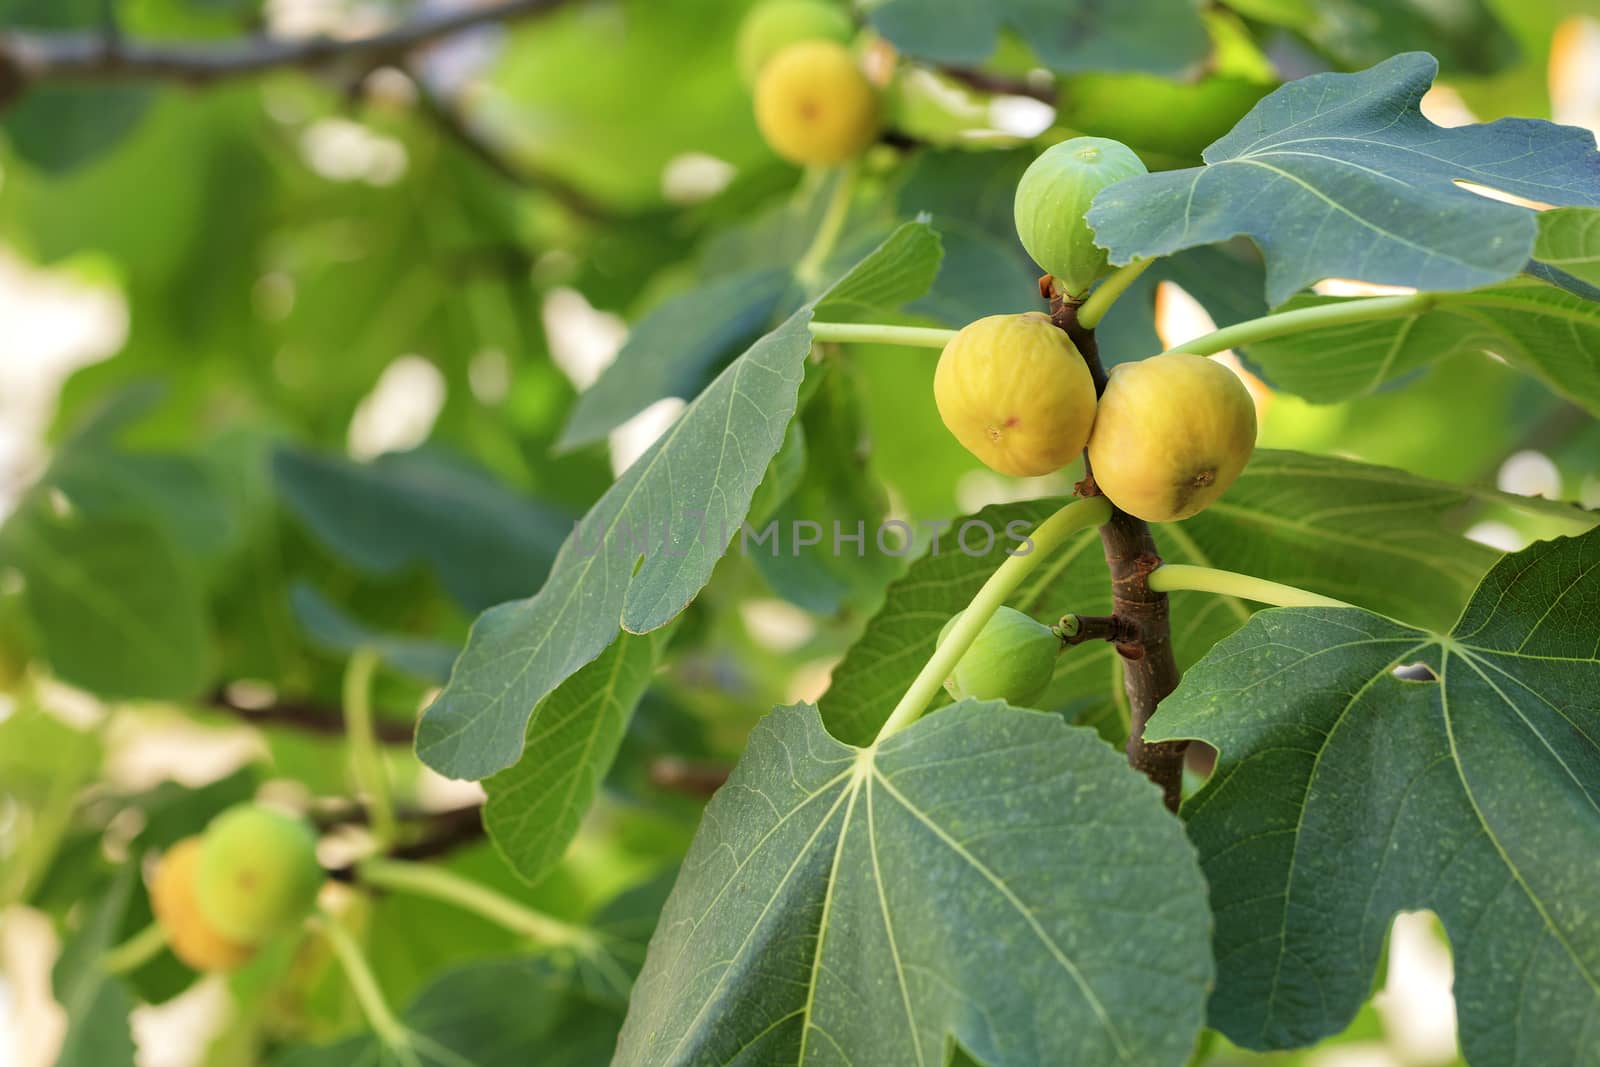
top-left (196, 804), bottom-right (324, 944)
top-left (1013, 137), bottom-right (1147, 298)
top-left (736, 0), bottom-right (853, 87)
top-left (937, 606), bottom-right (1060, 706)
top-left (934, 312), bottom-right (1098, 477)
top-left (754, 40), bottom-right (880, 166)
top-left (1086, 352), bottom-right (1256, 523)
top-left (150, 837), bottom-right (257, 972)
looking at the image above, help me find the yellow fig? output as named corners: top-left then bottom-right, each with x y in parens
top-left (150, 837), bottom-right (257, 972)
top-left (933, 312), bottom-right (1098, 477)
top-left (754, 40), bottom-right (880, 166)
top-left (736, 0), bottom-right (853, 87)
top-left (1086, 352), bottom-right (1256, 522)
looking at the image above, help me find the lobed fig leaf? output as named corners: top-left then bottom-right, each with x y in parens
top-left (150, 837), bottom-right (257, 972)
top-left (1087, 352), bottom-right (1256, 523)
top-left (937, 605), bottom-right (1060, 706)
top-left (754, 40), bottom-right (880, 166)
top-left (736, 0), bottom-right (854, 86)
top-left (934, 312), bottom-right (1098, 477)
top-left (196, 804), bottom-right (324, 945)
top-left (1014, 137), bottom-right (1147, 298)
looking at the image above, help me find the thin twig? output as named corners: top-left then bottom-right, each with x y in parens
top-left (208, 687), bottom-right (415, 745)
top-left (0, 0), bottom-right (571, 86)
top-left (938, 65), bottom-right (1055, 104)
top-left (409, 73), bottom-right (610, 220)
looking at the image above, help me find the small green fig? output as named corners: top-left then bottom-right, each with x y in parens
top-left (937, 606), bottom-right (1060, 706)
top-left (736, 0), bottom-right (853, 87)
top-left (1013, 136), bottom-right (1147, 298)
top-left (196, 804), bottom-right (324, 944)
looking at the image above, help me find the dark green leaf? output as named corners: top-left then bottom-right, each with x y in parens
top-left (274, 447), bottom-right (570, 613)
top-left (415, 224), bottom-right (942, 780)
top-left (1147, 527), bottom-right (1600, 1061)
top-left (616, 701), bottom-right (1213, 1066)
top-left (3, 498), bottom-right (211, 700)
top-left (867, 0), bottom-right (1210, 77)
top-left (291, 582), bottom-right (459, 684)
top-left (1088, 53), bottom-right (1600, 305)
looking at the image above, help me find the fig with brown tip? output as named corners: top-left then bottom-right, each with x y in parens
top-left (1086, 352), bottom-right (1256, 523)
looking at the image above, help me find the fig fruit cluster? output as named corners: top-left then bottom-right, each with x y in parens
top-left (738, 1), bottom-right (878, 166)
top-left (933, 136), bottom-right (1257, 524)
top-left (937, 606), bottom-right (1060, 706)
top-left (149, 803), bottom-right (325, 972)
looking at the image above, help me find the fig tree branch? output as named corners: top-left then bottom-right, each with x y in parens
top-left (1051, 295), bottom-right (1187, 812)
top-left (207, 686), bottom-right (416, 744)
top-left (0, 0), bottom-right (570, 87)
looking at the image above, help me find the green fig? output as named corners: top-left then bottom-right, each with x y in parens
top-left (196, 804), bottom-right (324, 944)
top-left (1013, 136), bottom-right (1147, 298)
top-left (937, 606), bottom-right (1061, 706)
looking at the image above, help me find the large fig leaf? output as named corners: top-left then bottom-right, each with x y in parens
top-left (1088, 53), bottom-right (1600, 306)
top-left (866, 0), bottom-right (1209, 77)
top-left (820, 450), bottom-right (1504, 746)
top-left (615, 701), bottom-right (1212, 1066)
top-left (1147, 527), bottom-right (1600, 1062)
top-left (1239, 279), bottom-right (1600, 413)
top-left (416, 224), bottom-right (942, 779)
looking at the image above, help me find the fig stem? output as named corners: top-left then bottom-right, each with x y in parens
top-left (1166, 291), bottom-right (1440, 358)
top-left (1147, 564), bottom-right (1353, 608)
top-left (1077, 258), bottom-right (1153, 329)
top-left (101, 921), bottom-right (168, 975)
top-left (343, 647), bottom-right (397, 851)
top-left (875, 495), bottom-right (1112, 743)
top-left (356, 857), bottom-right (592, 949)
top-left (807, 322), bottom-right (956, 348)
top-left (795, 162), bottom-right (858, 289)
top-left (312, 910), bottom-right (417, 1058)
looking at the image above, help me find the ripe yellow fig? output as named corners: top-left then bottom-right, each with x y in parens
top-left (1086, 352), bottom-right (1256, 523)
top-left (736, 0), bottom-right (853, 86)
top-left (150, 837), bottom-right (257, 972)
top-left (934, 312), bottom-right (1098, 477)
top-left (937, 606), bottom-right (1060, 706)
top-left (754, 40), bottom-right (880, 166)
top-left (196, 804), bottom-right (324, 945)
top-left (1013, 137), bottom-right (1147, 297)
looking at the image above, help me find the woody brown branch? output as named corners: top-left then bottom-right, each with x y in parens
top-left (0, 0), bottom-right (570, 86)
top-left (1049, 284), bottom-right (1188, 813)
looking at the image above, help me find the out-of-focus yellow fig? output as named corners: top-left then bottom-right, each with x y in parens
top-left (1013, 137), bottom-right (1147, 297)
top-left (150, 837), bottom-right (257, 972)
top-left (1086, 352), bottom-right (1256, 523)
top-left (736, 0), bottom-right (853, 87)
top-left (934, 312), bottom-right (1098, 477)
top-left (754, 40), bottom-right (880, 165)
top-left (196, 804), bottom-right (324, 945)
top-left (937, 606), bottom-right (1060, 706)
